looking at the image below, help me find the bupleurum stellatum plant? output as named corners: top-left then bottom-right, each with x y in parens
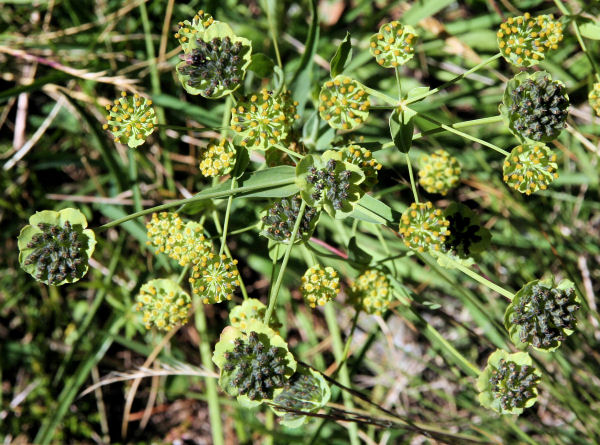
top-left (15, 2), bottom-right (599, 443)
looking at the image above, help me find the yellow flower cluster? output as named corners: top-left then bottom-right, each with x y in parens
top-left (300, 265), bottom-right (340, 308)
top-left (588, 83), bottom-right (600, 117)
top-left (103, 91), bottom-right (156, 148)
top-left (174, 9), bottom-right (215, 49)
top-left (228, 298), bottom-right (279, 332)
top-left (189, 253), bottom-right (241, 304)
top-left (341, 144), bottom-right (382, 190)
top-left (146, 212), bottom-right (210, 266)
top-left (136, 279), bottom-right (191, 330)
top-left (230, 89), bottom-right (299, 150)
top-left (350, 269), bottom-right (391, 316)
top-left (369, 21), bottom-right (418, 68)
top-left (319, 76), bottom-right (370, 130)
top-left (497, 13), bottom-right (563, 67)
top-left (398, 202), bottom-right (450, 252)
top-left (418, 149), bottom-right (461, 195)
top-left (503, 143), bottom-right (558, 195)
top-left (200, 139), bottom-right (236, 177)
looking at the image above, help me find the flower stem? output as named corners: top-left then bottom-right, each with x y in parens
top-left (363, 85), bottom-right (398, 106)
top-left (406, 153), bottom-right (419, 203)
top-left (263, 200), bottom-right (306, 323)
top-left (127, 149), bottom-right (142, 213)
top-left (406, 52), bottom-right (502, 105)
top-left (219, 178), bottom-right (237, 256)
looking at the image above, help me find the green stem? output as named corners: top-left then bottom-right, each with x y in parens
top-left (177, 264), bottom-right (190, 285)
top-left (419, 113), bottom-right (509, 156)
top-left (265, 3), bottom-right (283, 70)
top-left (127, 149), bottom-right (142, 213)
top-left (324, 304), bottom-right (360, 445)
top-left (406, 52), bottom-right (502, 105)
top-left (159, 124), bottom-right (224, 132)
top-left (406, 153), bottom-right (419, 203)
top-left (97, 176), bottom-right (295, 231)
top-left (273, 143), bottom-right (301, 162)
top-left (194, 298), bottom-right (225, 445)
top-left (208, 223), bottom-right (259, 239)
top-left (394, 66), bottom-right (402, 99)
top-left (572, 19), bottom-right (600, 83)
top-left (263, 200), bottom-right (306, 323)
top-left (443, 255), bottom-right (515, 301)
top-left (219, 178), bottom-right (237, 256)
top-left (363, 85), bottom-right (398, 106)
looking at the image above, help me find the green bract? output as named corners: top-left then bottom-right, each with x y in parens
top-left (477, 349), bottom-right (541, 415)
top-left (418, 149), bottom-right (461, 195)
top-left (398, 202), bottom-right (450, 253)
top-left (199, 139), bottom-right (236, 177)
top-left (230, 89), bottom-right (299, 150)
top-left (103, 92), bottom-right (157, 148)
top-left (588, 82), bottom-right (600, 117)
top-left (212, 321), bottom-right (297, 407)
top-left (189, 253), bottom-right (240, 304)
top-left (295, 150), bottom-right (365, 219)
top-left (260, 195), bottom-right (320, 244)
top-left (497, 13), bottom-right (563, 67)
top-left (318, 76), bottom-right (370, 130)
top-left (499, 71), bottom-right (569, 143)
top-left (146, 212), bottom-right (211, 266)
top-left (174, 9), bottom-right (215, 53)
top-left (18, 208), bottom-right (96, 286)
top-left (340, 144), bottom-right (381, 192)
top-left (300, 264), bottom-right (340, 308)
top-left (504, 278), bottom-right (580, 351)
top-left (176, 22), bottom-right (252, 99)
top-left (444, 203), bottom-right (491, 259)
top-left (503, 143), bottom-right (558, 195)
top-left (369, 21), bottom-right (418, 68)
top-left (271, 364), bottom-right (331, 428)
top-left (136, 279), bottom-right (191, 331)
top-left (350, 269), bottom-right (391, 316)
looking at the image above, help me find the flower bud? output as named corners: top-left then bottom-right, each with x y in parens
top-left (350, 269), bottom-right (391, 315)
top-left (319, 76), bottom-right (370, 130)
top-left (103, 92), bottom-right (157, 148)
top-left (418, 149), bottom-right (461, 195)
top-left (260, 195), bottom-right (319, 244)
top-left (200, 138), bottom-right (236, 177)
top-left (502, 143), bottom-right (558, 195)
top-left (369, 21), bottom-right (418, 68)
top-left (189, 253), bottom-right (240, 304)
top-left (300, 265), bottom-right (340, 308)
top-left (136, 279), bottom-right (191, 330)
top-left (398, 202), bottom-right (450, 252)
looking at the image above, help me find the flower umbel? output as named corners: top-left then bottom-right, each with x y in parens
top-left (103, 91), bottom-right (157, 148)
top-left (398, 202), bottom-right (450, 252)
top-left (319, 76), bottom-right (370, 130)
top-left (189, 253), bottom-right (240, 304)
top-left (136, 279), bottom-right (191, 330)
top-left (300, 265), bottom-right (340, 308)
top-left (369, 21), bottom-right (418, 67)
top-left (500, 71), bottom-right (569, 142)
top-left (418, 149), bottom-right (461, 195)
top-left (340, 144), bottom-right (382, 192)
top-left (199, 139), bottom-right (236, 177)
top-left (350, 269), bottom-right (391, 315)
top-left (503, 143), bottom-right (558, 195)
top-left (174, 9), bottom-right (215, 53)
top-left (505, 278), bottom-right (580, 351)
top-left (18, 208), bottom-right (96, 286)
top-left (477, 349), bottom-right (541, 415)
top-left (497, 13), bottom-right (563, 67)
top-left (230, 89), bottom-right (299, 150)
top-left (260, 195), bottom-right (319, 244)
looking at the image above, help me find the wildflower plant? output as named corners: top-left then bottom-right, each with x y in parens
top-left (174, 9), bottom-right (215, 52)
top-left (189, 253), bottom-right (240, 304)
top-left (271, 365), bottom-right (331, 427)
top-left (136, 279), bottom-right (191, 330)
top-left (340, 144), bottom-right (382, 191)
top-left (398, 202), bottom-right (450, 252)
top-left (477, 349), bottom-right (541, 415)
top-left (229, 298), bottom-right (280, 331)
top-left (176, 22), bottom-right (252, 98)
top-left (230, 89), bottom-right (299, 150)
top-left (418, 149), bottom-right (461, 195)
top-left (369, 21), bottom-right (418, 68)
top-left (199, 139), bottom-right (236, 177)
top-left (103, 92), bottom-right (157, 148)
top-left (500, 71), bottom-right (569, 142)
top-left (497, 13), bottom-right (563, 67)
top-left (260, 195), bottom-right (319, 244)
top-left (350, 269), bottom-right (391, 315)
top-left (18, 208), bottom-right (96, 286)
top-left (505, 278), bottom-right (580, 351)
top-left (318, 76), bottom-right (370, 130)
top-left (213, 321), bottom-right (296, 406)
top-left (502, 143), bottom-right (558, 194)
top-left (300, 264), bottom-right (340, 308)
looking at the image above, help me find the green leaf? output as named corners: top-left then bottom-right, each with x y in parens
top-left (389, 107), bottom-right (417, 153)
top-left (350, 194), bottom-right (395, 225)
top-left (347, 237), bottom-right (373, 265)
top-left (580, 22), bottom-right (600, 40)
top-left (330, 31), bottom-right (352, 78)
top-left (248, 53), bottom-right (275, 77)
top-left (402, 0), bottom-right (455, 26)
